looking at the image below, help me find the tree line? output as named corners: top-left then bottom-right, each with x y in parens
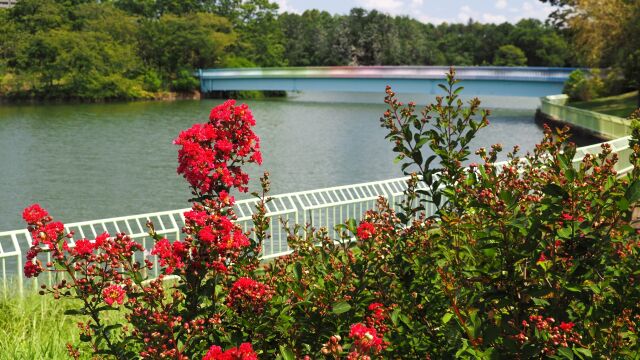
top-left (0, 0), bottom-right (575, 101)
top-left (280, 9), bottom-right (570, 68)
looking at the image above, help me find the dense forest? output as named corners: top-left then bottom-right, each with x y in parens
top-left (0, 0), bottom-right (575, 100)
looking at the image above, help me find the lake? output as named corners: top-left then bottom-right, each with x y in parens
top-left (0, 92), bottom-right (594, 231)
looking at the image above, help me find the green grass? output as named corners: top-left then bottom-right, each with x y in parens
top-left (570, 91), bottom-right (639, 118)
top-left (0, 289), bottom-right (126, 359)
top-left (0, 291), bottom-right (81, 359)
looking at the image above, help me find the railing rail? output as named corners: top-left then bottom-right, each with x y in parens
top-left (0, 135), bottom-right (632, 295)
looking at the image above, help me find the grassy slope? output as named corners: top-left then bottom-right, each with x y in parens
top-left (0, 290), bottom-right (126, 359)
top-left (570, 91), bottom-right (639, 118)
top-left (0, 292), bottom-right (80, 359)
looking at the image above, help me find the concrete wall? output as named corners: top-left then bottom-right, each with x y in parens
top-left (540, 94), bottom-right (630, 140)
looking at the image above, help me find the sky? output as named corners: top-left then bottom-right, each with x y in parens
top-left (272, 0), bottom-right (555, 24)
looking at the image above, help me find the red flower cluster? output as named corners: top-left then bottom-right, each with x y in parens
top-left (348, 323), bottom-right (385, 357)
top-left (203, 343), bottom-right (258, 360)
top-left (65, 232), bottom-right (108, 257)
top-left (102, 285), bottom-right (126, 306)
top-left (151, 238), bottom-right (188, 274)
top-left (197, 216), bottom-right (249, 251)
top-left (559, 321), bottom-right (575, 332)
top-left (20, 101), bottom-right (270, 359)
top-left (22, 204), bottom-right (49, 224)
top-left (23, 203), bottom-right (67, 277)
top-left (159, 197), bottom-right (252, 275)
top-left (515, 315), bottom-right (582, 355)
top-left (357, 222), bottom-right (376, 240)
top-left (24, 260), bottom-right (42, 278)
top-left (174, 100), bottom-right (261, 195)
top-left (366, 303), bottom-right (389, 334)
top-left (560, 212), bottom-right (584, 223)
top-left (227, 277), bottom-right (273, 313)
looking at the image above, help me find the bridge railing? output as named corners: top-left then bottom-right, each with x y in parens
top-left (0, 135), bottom-right (632, 295)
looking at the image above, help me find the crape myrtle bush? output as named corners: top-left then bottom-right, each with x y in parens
top-left (23, 69), bottom-right (640, 359)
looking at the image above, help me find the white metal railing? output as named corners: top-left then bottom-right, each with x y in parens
top-left (0, 135), bottom-right (633, 295)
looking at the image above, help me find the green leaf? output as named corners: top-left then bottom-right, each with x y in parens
top-left (346, 218), bottom-right (357, 234)
top-left (133, 270), bottom-right (143, 284)
top-left (557, 347), bottom-right (574, 359)
top-left (279, 346), bottom-right (295, 360)
top-left (64, 309), bottom-right (86, 316)
top-left (415, 137), bottom-right (429, 149)
top-left (531, 297), bottom-right (550, 306)
top-left (331, 301), bottom-right (351, 315)
top-left (626, 180), bottom-right (640, 203)
top-left (293, 262), bottom-right (302, 281)
top-left (104, 324), bottom-right (122, 334)
top-left (390, 308), bottom-right (401, 325)
top-left (442, 313), bottom-right (454, 324)
top-left (542, 184), bottom-right (566, 198)
top-left (558, 227), bottom-right (573, 239)
top-left (617, 198), bottom-right (630, 211)
top-left (573, 348), bottom-right (592, 358)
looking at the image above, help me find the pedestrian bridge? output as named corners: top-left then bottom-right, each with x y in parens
top-left (197, 66), bottom-right (576, 97)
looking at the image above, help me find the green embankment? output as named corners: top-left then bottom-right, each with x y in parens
top-left (0, 292), bottom-right (80, 359)
top-left (571, 91), bottom-right (639, 118)
top-left (0, 289), bottom-right (125, 359)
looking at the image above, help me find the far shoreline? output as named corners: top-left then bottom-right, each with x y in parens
top-left (0, 90), bottom-right (288, 106)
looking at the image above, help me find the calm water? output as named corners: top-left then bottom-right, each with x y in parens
top-left (0, 92), bottom-right (590, 231)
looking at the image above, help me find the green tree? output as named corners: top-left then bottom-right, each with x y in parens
top-left (138, 13), bottom-right (236, 79)
top-left (509, 19), bottom-right (569, 66)
top-left (7, 0), bottom-right (67, 34)
top-left (218, 0), bottom-right (285, 67)
top-left (543, 0), bottom-right (640, 105)
top-left (493, 44), bottom-right (528, 66)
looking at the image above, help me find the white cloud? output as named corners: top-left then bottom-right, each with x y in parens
top-left (273, 0), bottom-right (299, 13)
top-left (356, 0), bottom-right (404, 13)
top-left (417, 14), bottom-right (452, 24)
top-left (458, 5), bottom-right (472, 22)
top-left (482, 13), bottom-right (507, 23)
top-left (495, 0), bottom-right (508, 9)
top-left (515, 0), bottom-right (554, 21)
top-left (411, 0), bottom-right (424, 6)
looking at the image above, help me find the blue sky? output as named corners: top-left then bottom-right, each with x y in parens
top-left (272, 0), bottom-right (555, 24)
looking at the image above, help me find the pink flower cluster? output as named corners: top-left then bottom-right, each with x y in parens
top-left (203, 343), bottom-right (258, 360)
top-left (175, 100), bottom-right (261, 195)
top-left (102, 284), bottom-right (126, 306)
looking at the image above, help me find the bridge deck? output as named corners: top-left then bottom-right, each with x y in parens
top-left (198, 66), bottom-right (577, 97)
